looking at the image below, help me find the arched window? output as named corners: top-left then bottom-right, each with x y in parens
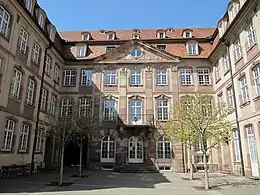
top-left (101, 135), bottom-right (116, 163)
top-left (156, 136), bottom-right (172, 163)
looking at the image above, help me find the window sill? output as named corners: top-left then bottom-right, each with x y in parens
top-left (0, 149), bottom-right (12, 153)
top-left (0, 32), bottom-right (10, 42)
top-left (17, 150), bottom-right (29, 154)
top-left (224, 70), bottom-right (230, 76)
top-left (63, 84), bottom-right (76, 87)
top-left (80, 84), bottom-right (93, 87)
top-left (157, 120), bottom-right (168, 122)
top-left (31, 60), bottom-right (39, 66)
top-left (235, 56), bottom-right (243, 64)
top-left (253, 95), bottom-right (260, 102)
top-left (199, 84), bottom-right (212, 86)
top-left (103, 119), bottom-right (117, 122)
top-left (9, 96), bottom-right (21, 103)
top-left (215, 78), bottom-right (221, 84)
top-left (104, 85), bottom-right (117, 87)
top-left (35, 152), bottom-right (43, 155)
top-left (180, 84), bottom-right (193, 86)
top-left (156, 84), bottom-right (168, 86)
top-left (24, 102), bottom-right (35, 108)
top-left (246, 43), bottom-right (257, 53)
top-left (233, 161), bottom-right (241, 165)
top-left (129, 84), bottom-right (143, 87)
top-left (239, 101), bottom-right (250, 108)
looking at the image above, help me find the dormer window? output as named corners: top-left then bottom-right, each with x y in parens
top-left (83, 34), bottom-right (90, 40)
top-left (185, 31), bottom-right (192, 38)
top-left (187, 42), bottom-right (199, 55)
top-left (228, 3), bottom-right (239, 22)
top-left (133, 29), bottom-right (140, 34)
top-left (107, 33), bottom-right (115, 40)
top-left (218, 20), bottom-right (227, 37)
top-left (132, 34), bottom-right (140, 39)
top-left (48, 26), bottom-right (56, 42)
top-left (157, 31), bottom-right (166, 39)
top-left (38, 13), bottom-right (44, 28)
top-left (25, 0), bottom-right (33, 13)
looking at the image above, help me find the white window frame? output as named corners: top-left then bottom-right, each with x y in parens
top-left (184, 31), bottom-right (192, 38)
top-left (26, 78), bottom-right (35, 105)
top-left (157, 31), bottom-right (165, 39)
top-left (156, 69), bottom-right (168, 85)
top-left (215, 63), bottom-right (221, 81)
top-left (40, 88), bottom-right (48, 110)
top-left (157, 99), bottom-right (169, 121)
top-left (229, 3), bottom-right (238, 22)
top-left (187, 43), bottom-right (198, 55)
top-left (107, 33), bottom-right (115, 40)
top-left (35, 128), bottom-right (43, 152)
top-left (103, 99), bottom-right (116, 121)
top-left (10, 68), bottom-right (22, 99)
top-left (105, 70), bottom-right (117, 85)
top-left (83, 34), bottom-right (90, 40)
top-left (61, 99), bottom-right (73, 117)
top-left (38, 12), bottom-right (44, 28)
top-left (253, 66), bottom-right (260, 96)
top-left (233, 130), bottom-right (241, 162)
top-left (198, 68), bottom-right (211, 85)
top-left (44, 55), bottom-right (52, 75)
top-left (234, 39), bottom-right (242, 60)
top-left (157, 45), bottom-right (166, 51)
top-left (25, 0), bottom-right (33, 13)
top-left (63, 70), bottom-right (76, 86)
top-left (3, 119), bottom-right (15, 151)
top-left (81, 69), bottom-right (92, 86)
top-left (101, 136), bottom-right (116, 163)
top-left (49, 27), bottom-right (55, 42)
top-left (49, 94), bottom-right (56, 115)
top-left (239, 76), bottom-right (249, 104)
top-left (156, 136), bottom-right (172, 161)
top-left (223, 53), bottom-right (230, 72)
top-left (130, 69), bottom-right (142, 86)
top-left (246, 23), bottom-right (256, 48)
top-left (0, 6), bottom-right (11, 38)
top-left (19, 124), bottom-right (30, 152)
top-left (227, 86), bottom-right (235, 109)
top-left (180, 69), bottom-right (192, 85)
top-left (32, 42), bottom-right (41, 64)
top-left (76, 45), bottom-right (86, 58)
top-left (18, 27), bottom-right (29, 54)
top-left (79, 97), bottom-right (92, 117)
top-left (54, 64), bottom-right (60, 82)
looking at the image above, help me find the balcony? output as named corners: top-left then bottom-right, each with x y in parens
top-left (117, 114), bottom-right (154, 127)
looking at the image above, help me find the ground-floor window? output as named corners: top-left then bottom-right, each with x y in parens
top-left (156, 136), bottom-right (172, 162)
top-left (101, 135), bottom-right (116, 163)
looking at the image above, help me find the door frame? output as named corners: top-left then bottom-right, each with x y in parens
top-left (128, 136), bottom-right (144, 163)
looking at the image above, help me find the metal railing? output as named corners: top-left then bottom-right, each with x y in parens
top-left (117, 114), bottom-right (154, 126)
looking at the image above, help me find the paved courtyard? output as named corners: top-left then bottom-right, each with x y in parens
top-left (0, 170), bottom-right (259, 195)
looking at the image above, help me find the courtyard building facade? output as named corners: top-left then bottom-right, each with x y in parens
top-left (0, 0), bottom-right (260, 177)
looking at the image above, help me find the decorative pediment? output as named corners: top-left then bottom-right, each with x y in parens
top-left (103, 94), bottom-right (118, 100)
top-left (154, 94), bottom-right (171, 99)
top-left (128, 95), bottom-right (145, 100)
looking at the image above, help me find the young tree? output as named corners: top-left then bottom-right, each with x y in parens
top-left (164, 92), bottom-right (233, 189)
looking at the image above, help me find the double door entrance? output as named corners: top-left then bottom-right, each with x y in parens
top-left (128, 136), bottom-right (143, 163)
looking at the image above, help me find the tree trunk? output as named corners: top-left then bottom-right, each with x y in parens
top-left (59, 144), bottom-right (65, 186)
top-left (189, 147), bottom-right (194, 180)
top-left (203, 152), bottom-right (209, 190)
top-left (79, 138), bottom-right (83, 177)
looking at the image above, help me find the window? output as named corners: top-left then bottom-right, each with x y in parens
top-left (49, 94), bottom-right (56, 115)
top-left (32, 42), bottom-right (41, 64)
top-left (103, 99), bottom-right (116, 120)
top-left (26, 78), bottom-right (35, 105)
top-left (187, 43), bottom-right (198, 55)
top-left (81, 69), bottom-right (92, 86)
top-left (17, 28), bottom-right (29, 54)
top-left (217, 93), bottom-right (224, 112)
top-left (3, 119), bottom-right (15, 151)
top-left (61, 99), bottom-right (73, 117)
top-left (79, 97), bottom-right (92, 117)
top-left (156, 69), bottom-right (168, 85)
top-left (195, 155), bottom-right (209, 164)
top-left (185, 31), bottom-right (192, 38)
top-left (105, 70), bottom-right (117, 85)
top-left (253, 66), bottom-right (260, 96)
top-left (10, 68), bottom-right (22, 99)
top-left (130, 69), bottom-right (142, 86)
top-left (130, 99), bottom-right (142, 122)
top-left (40, 88), bottom-right (48, 110)
top-left (83, 34), bottom-right (90, 40)
top-left (101, 136), bottom-right (116, 162)
top-left (218, 22), bottom-right (227, 37)
top-left (38, 13), bottom-right (44, 28)
top-left (132, 34), bottom-right (140, 39)
top-left (76, 45), bottom-right (86, 58)
top-left (229, 4), bottom-right (238, 21)
top-left (198, 68), bottom-right (211, 85)
top-left (106, 46), bottom-right (116, 52)
top-left (223, 53), bottom-right (230, 72)
top-left (157, 31), bottom-right (165, 39)
top-left (107, 33), bottom-right (115, 40)
top-left (215, 63), bottom-right (221, 81)
top-left (180, 69), bottom-right (192, 85)
top-left (157, 136), bottom-right (171, 160)
top-left (233, 130), bottom-right (241, 162)
top-left (234, 39), bottom-right (242, 60)
top-left (35, 128), bottom-right (43, 152)
top-left (25, 0), bottom-right (33, 13)
top-left (63, 70), bottom-right (76, 86)
top-left (19, 124), bottom-right (29, 152)
top-left (54, 64), bottom-right (60, 82)
top-left (246, 23), bottom-right (256, 48)
top-left (157, 99), bottom-right (169, 121)
top-left (227, 86), bottom-right (235, 109)
top-left (129, 49), bottom-right (143, 58)
top-left (157, 45), bottom-right (166, 51)
top-left (0, 6), bottom-right (11, 38)
top-left (239, 76), bottom-right (249, 104)
top-left (49, 27), bottom-right (55, 42)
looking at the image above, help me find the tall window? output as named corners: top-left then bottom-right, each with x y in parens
top-left (187, 43), bottom-right (198, 55)
top-left (38, 13), bottom-right (44, 28)
top-left (103, 99), bottom-right (116, 120)
top-left (61, 99), bottom-right (73, 117)
top-left (45, 55), bottom-right (52, 75)
top-left (35, 128), bottom-right (43, 152)
top-left (239, 76), bottom-right (249, 104)
top-left (54, 64), bottom-right (60, 82)
top-left (157, 136), bottom-right (171, 160)
top-left (198, 68), bottom-right (210, 85)
top-left (156, 69), bottom-right (167, 85)
top-left (0, 6), bottom-right (11, 38)
top-left (130, 69), bottom-right (142, 86)
top-left (26, 78), bottom-right (35, 105)
top-left (3, 119), bottom-right (15, 151)
top-left (81, 69), bottom-right (92, 86)
top-left (49, 94), bottom-right (57, 115)
top-left (157, 99), bottom-right (169, 121)
top-left (253, 66), bottom-right (260, 96)
top-left (180, 69), bottom-right (192, 85)
top-left (223, 53), bottom-right (230, 72)
top-left (229, 4), bottom-right (238, 21)
top-left (17, 27), bottom-right (29, 54)
top-left (63, 70), bottom-right (76, 86)
top-left (10, 68), bottom-right (22, 99)
top-left (25, 0), bottom-right (33, 13)
top-left (79, 97), bottom-right (92, 117)
top-left (32, 42), bottom-right (41, 64)
top-left (19, 124), bottom-right (30, 152)
top-left (76, 45), bottom-right (86, 58)
top-left (40, 88), bottom-right (48, 110)
top-left (233, 130), bottom-right (241, 162)
top-left (227, 86), bottom-right (235, 109)
top-left (234, 39), bottom-right (242, 60)
top-left (101, 136), bottom-right (116, 162)
top-left (246, 23), bottom-right (256, 48)
top-left (105, 70), bottom-right (117, 85)
top-left (215, 63), bottom-right (221, 81)
top-left (130, 99), bottom-right (142, 122)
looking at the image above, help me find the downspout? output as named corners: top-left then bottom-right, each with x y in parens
top-left (30, 43), bottom-right (53, 174)
top-left (220, 39), bottom-right (245, 176)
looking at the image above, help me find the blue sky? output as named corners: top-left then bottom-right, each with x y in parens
top-left (38, 0), bottom-right (229, 32)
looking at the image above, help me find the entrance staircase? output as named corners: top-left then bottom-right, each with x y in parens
top-left (115, 162), bottom-right (159, 173)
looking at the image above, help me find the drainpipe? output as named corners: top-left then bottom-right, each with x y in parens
top-left (30, 43), bottom-right (52, 174)
top-left (220, 39), bottom-right (245, 176)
